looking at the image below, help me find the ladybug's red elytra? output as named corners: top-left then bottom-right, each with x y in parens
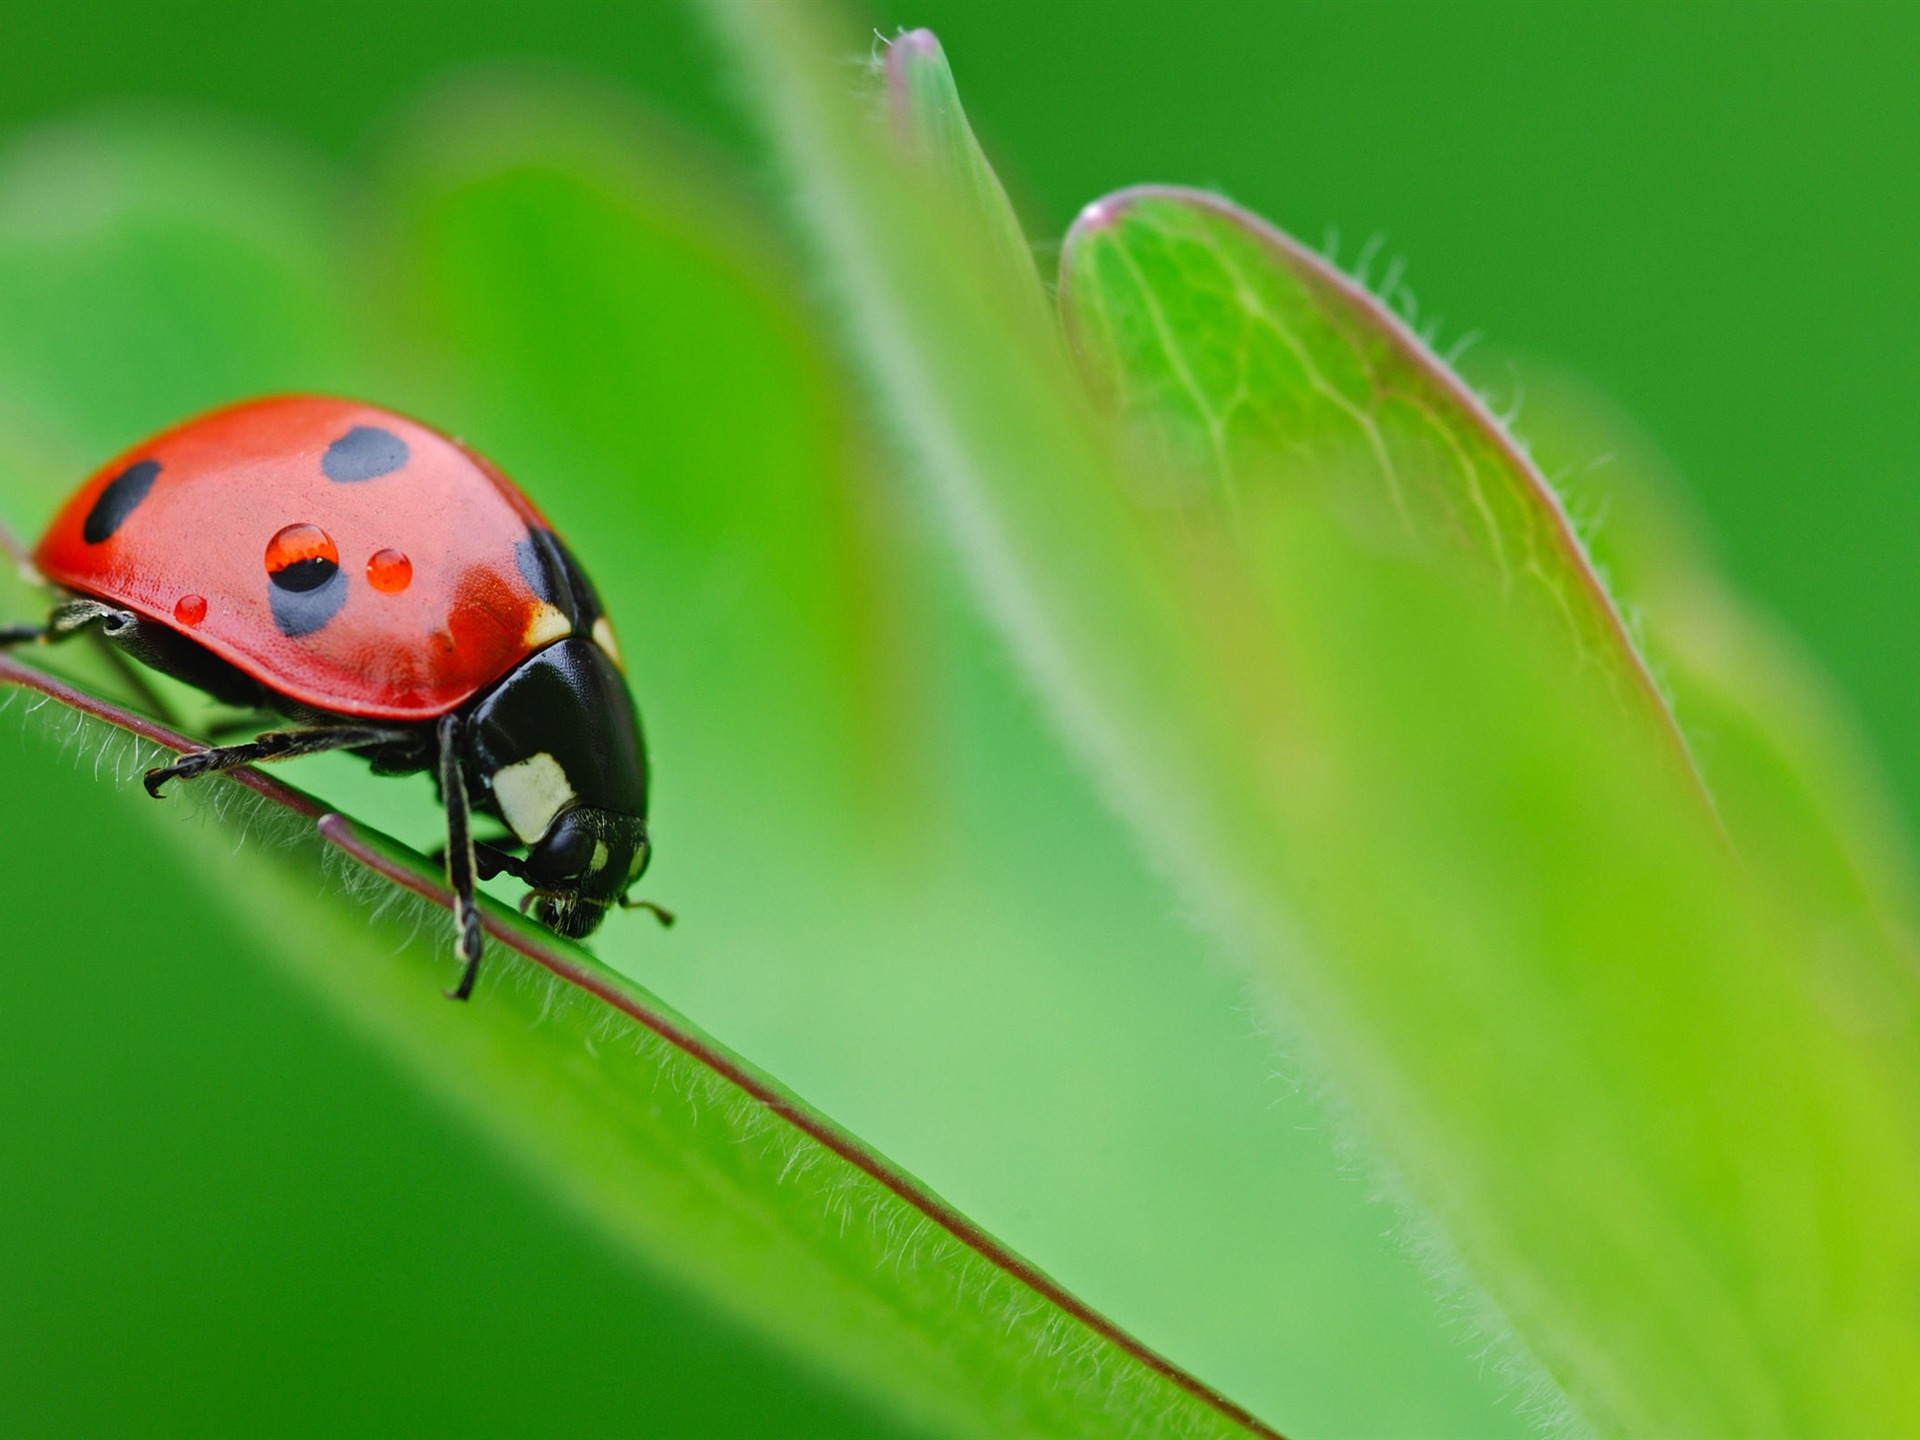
top-left (1, 395), bottom-right (667, 999)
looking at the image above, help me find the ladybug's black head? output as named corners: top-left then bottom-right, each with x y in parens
top-left (464, 636), bottom-right (652, 944)
top-left (522, 805), bottom-right (650, 939)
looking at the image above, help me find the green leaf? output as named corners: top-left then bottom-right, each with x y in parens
top-left (702, 8), bottom-right (1920, 1436)
top-left (0, 657), bottom-right (1283, 1440)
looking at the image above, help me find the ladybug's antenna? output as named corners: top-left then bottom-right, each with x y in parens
top-left (621, 897), bottom-right (676, 927)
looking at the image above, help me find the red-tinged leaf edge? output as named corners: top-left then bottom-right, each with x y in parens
top-left (0, 648), bottom-right (1289, 1440)
top-left (1057, 184), bottom-right (1712, 814)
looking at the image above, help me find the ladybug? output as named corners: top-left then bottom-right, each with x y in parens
top-left (0, 395), bottom-right (666, 1000)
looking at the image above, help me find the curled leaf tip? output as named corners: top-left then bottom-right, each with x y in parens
top-left (887, 26), bottom-right (943, 63)
top-left (884, 27), bottom-right (946, 111)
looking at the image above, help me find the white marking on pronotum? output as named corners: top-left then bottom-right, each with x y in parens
top-left (590, 840), bottom-right (610, 874)
top-left (493, 752), bottom-right (576, 843)
top-left (523, 602), bottom-right (571, 649)
top-left (591, 616), bottom-right (623, 669)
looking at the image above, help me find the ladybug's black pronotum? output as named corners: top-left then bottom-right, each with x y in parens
top-left (1, 395), bottom-right (667, 999)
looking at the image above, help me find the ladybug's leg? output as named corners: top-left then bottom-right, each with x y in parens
top-left (424, 834), bottom-right (522, 876)
top-left (202, 710), bottom-right (287, 743)
top-left (143, 724), bottom-right (412, 797)
top-left (3, 601), bottom-right (179, 726)
top-left (0, 599), bottom-right (134, 648)
top-left (473, 841), bottom-right (533, 883)
top-left (48, 599), bottom-right (134, 640)
top-left (437, 712), bottom-right (485, 1002)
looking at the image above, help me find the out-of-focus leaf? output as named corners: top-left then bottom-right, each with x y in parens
top-left (1522, 369), bottom-right (1920, 1060)
top-left (0, 115), bottom-right (356, 484)
top-left (1244, 508), bottom-right (1920, 1439)
top-left (0, 117), bottom-right (359, 718)
top-left (704, 8), bottom-right (1920, 1435)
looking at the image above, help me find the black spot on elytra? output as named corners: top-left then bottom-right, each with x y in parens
top-left (269, 555), bottom-right (339, 593)
top-left (83, 460), bottom-right (161, 544)
top-left (322, 426), bottom-right (408, 483)
top-left (269, 562), bottom-right (347, 637)
top-left (515, 528), bottom-right (605, 632)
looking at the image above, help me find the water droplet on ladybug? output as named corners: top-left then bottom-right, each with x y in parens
top-left (367, 548), bottom-right (413, 594)
top-left (266, 523), bottom-right (340, 592)
top-left (174, 593), bottom-right (207, 626)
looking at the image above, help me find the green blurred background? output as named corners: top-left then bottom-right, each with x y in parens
top-left (3, 3), bottom-right (1915, 1437)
